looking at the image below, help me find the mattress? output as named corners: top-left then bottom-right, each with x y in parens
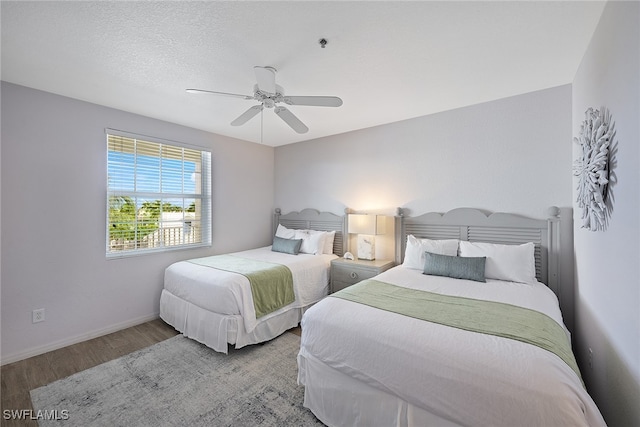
top-left (298, 266), bottom-right (606, 426)
top-left (164, 246), bottom-right (336, 334)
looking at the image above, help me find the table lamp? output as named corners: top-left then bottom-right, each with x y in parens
top-left (348, 214), bottom-right (386, 260)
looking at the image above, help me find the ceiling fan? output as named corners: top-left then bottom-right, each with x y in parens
top-left (186, 66), bottom-right (343, 134)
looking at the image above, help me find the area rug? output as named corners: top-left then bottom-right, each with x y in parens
top-left (30, 333), bottom-right (323, 426)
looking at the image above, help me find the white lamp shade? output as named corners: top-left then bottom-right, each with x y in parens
top-left (348, 214), bottom-right (386, 235)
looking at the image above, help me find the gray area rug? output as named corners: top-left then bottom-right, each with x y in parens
top-left (30, 333), bottom-right (323, 426)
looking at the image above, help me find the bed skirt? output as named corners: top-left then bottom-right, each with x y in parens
top-left (297, 351), bottom-right (460, 427)
top-left (160, 289), bottom-right (304, 353)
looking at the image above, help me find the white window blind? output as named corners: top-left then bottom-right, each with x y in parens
top-left (106, 130), bottom-right (211, 257)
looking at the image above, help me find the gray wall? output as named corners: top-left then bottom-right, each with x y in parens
top-left (1, 82), bottom-right (275, 362)
top-left (572, 2), bottom-right (640, 426)
top-left (275, 85), bottom-right (575, 326)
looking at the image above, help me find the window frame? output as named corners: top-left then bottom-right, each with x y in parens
top-left (105, 129), bottom-right (212, 258)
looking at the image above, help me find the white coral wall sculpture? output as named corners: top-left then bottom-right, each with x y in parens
top-left (573, 107), bottom-right (615, 231)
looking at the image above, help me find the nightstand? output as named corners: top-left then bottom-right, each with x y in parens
top-left (330, 258), bottom-right (395, 293)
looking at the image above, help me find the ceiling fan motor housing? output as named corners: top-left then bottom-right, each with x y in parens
top-left (253, 84), bottom-right (284, 108)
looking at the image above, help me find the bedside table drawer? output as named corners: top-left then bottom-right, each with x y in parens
top-left (331, 265), bottom-right (377, 284)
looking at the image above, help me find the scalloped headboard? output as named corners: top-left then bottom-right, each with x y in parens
top-left (395, 207), bottom-right (561, 295)
top-left (273, 208), bottom-right (347, 257)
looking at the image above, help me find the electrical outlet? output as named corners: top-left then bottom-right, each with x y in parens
top-left (32, 308), bottom-right (45, 323)
top-left (588, 348), bottom-right (593, 369)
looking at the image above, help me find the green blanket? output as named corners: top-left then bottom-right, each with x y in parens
top-left (332, 279), bottom-right (582, 382)
top-left (188, 255), bottom-right (295, 318)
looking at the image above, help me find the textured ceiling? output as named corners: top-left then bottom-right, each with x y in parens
top-left (1, 1), bottom-right (605, 147)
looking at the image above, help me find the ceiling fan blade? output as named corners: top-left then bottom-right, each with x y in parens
top-left (283, 96), bottom-right (343, 107)
top-left (274, 106), bottom-right (309, 134)
top-left (231, 105), bottom-right (264, 126)
top-left (186, 88), bottom-right (253, 100)
top-left (254, 66), bottom-right (277, 94)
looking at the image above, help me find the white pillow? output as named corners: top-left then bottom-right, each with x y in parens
top-left (459, 241), bottom-right (536, 284)
top-left (278, 226), bottom-right (335, 255)
top-left (402, 235), bottom-right (459, 270)
top-left (294, 229), bottom-right (325, 255)
top-left (323, 230), bottom-right (336, 254)
top-left (275, 224), bottom-right (296, 239)
top-left (306, 230), bottom-right (329, 254)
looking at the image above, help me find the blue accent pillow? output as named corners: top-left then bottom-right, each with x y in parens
top-left (423, 251), bottom-right (486, 282)
top-left (272, 236), bottom-right (303, 255)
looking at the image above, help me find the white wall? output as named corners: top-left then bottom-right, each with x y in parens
top-left (275, 85), bottom-right (575, 325)
top-left (0, 82), bottom-right (275, 363)
top-left (276, 86), bottom-right (572, 217)
top-left (572, 2), bottom-right (640, 426)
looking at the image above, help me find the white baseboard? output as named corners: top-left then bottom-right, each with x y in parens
top-left (1, 312), bottom-right (161, 366)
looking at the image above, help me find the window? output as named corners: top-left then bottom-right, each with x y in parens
top-left (106, 130), bottom-right (211, 257)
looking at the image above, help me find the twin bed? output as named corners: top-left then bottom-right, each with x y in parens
top-left (160, 208), bottom-right (346, 353)
top-left (160, 206), bottom-right (605, 426)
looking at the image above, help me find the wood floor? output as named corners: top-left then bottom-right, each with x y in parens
top-left (1, 319), bottom-right (301, 426)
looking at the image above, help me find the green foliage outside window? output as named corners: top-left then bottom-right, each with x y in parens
top-left (108, 197), bottom-right (185, 246)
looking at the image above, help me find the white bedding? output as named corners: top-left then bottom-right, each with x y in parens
top-left (298, 266), bottom-right (606, 427)
top-left (164, 246), bottom-right (336, 334)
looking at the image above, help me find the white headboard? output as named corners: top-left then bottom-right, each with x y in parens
top-left (395, 207), bottom-right (561, 295)
top-left (273, 208), bottom-right (348, 257)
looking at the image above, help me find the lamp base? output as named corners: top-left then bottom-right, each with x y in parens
top-left (357, 234), bottom-right (375, 260)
